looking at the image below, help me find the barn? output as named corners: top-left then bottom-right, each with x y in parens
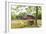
top-left (22, 14), bottom-right (35, 25)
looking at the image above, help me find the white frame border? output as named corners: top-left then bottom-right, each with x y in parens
top-left (5, 1), bottom-right (46, 33)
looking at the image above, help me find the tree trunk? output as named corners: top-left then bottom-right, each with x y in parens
top-left (35, 6), bottom-right (38, 26)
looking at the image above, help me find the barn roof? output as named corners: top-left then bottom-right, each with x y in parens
top-left (22, 14), bottom-right (35, 20)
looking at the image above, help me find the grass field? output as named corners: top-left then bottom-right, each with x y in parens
top-left (11, 20), bottom-right (41, 28)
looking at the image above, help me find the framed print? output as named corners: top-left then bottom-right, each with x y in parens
top-left (5, 1), bottom-right (45, 33)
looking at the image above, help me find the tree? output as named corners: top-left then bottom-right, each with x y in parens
top-left (35, 6), bottom-right (38, 26)
top-left (25, 6), bottom-right (32, 14)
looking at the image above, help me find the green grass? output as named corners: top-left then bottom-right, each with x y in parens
top-left (11, 20), bottom-right (41, 28)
